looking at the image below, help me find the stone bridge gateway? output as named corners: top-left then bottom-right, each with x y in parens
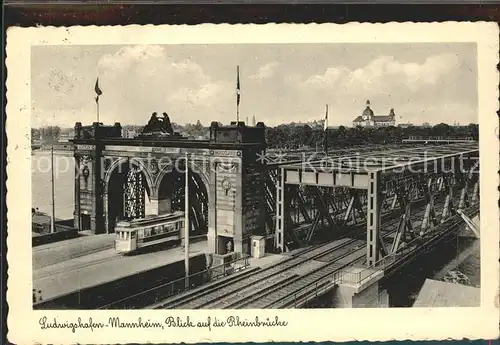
top-left (72, 119), bottom-right (267, 255)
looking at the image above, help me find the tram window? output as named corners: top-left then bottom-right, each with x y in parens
top-left (131, 232), bottom-right (136, 239)
top-left (138, 229), bottom-right (144, 238)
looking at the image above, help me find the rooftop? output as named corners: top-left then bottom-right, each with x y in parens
top-left (413, 279), bottom-right (480, 307)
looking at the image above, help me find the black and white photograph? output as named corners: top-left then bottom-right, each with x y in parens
top-left (6, 23), bottom-right (499, 343)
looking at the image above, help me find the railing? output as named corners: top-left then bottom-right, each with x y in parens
top-left (405, 136), bottom-right (476, 142)
top-left (337, 267), bottom-right (378, 285)
top-left (337, 206), bottom-right (479, 286)
top-left (210, 252), bottom-right (249, 280)
top-left (268, 207), bottom-right (479, 309)
top-left (98, 254), bottom-right (250, 309)
top-left (272, 270), bottom-right (342, 309)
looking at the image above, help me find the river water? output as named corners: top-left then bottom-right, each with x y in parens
top-left (385, 235), bottom-right (480, 307)
top-left (31, 151), bottom-right (75, 220)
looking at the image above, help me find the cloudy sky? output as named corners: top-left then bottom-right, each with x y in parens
top-left (31, 43), bottom-right (477, 128)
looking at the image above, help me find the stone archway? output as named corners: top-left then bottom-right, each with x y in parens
top-left (155, 162), bottom-right (209, 236)
top-left (103, 158), bottom-right (154, 233)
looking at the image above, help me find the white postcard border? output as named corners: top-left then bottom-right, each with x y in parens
top-left (6, 22), bottom-right (500, 343)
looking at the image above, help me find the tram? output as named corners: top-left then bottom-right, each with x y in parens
top-left (114, 211), bottom-right (185, 254)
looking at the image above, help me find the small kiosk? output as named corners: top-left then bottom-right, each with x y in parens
top-left (251, 235), bottom-right (266, 259)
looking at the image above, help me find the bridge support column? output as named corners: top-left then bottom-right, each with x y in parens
top-left (275, 167), bottom-right (285, 253)
top-left (158, 197), bottom-right (171, 214)
top-left (103, 193), bottom-right (109, 233)
top-left (471, 181), bottom-right (479, 205)
top-left (144, 196), bottom-right (172, 216)
top-left (332, 273), bottom-right (387, 308)
top-left (441, 185), bottom-right (453, 223)
top-left (367, 171), bottom-right (381, 266)
top-left (207, 160), bottom-right (217, 254)
top-left (74, 156), bottom-right (81, 230)
top-left (145, 198), bottom-right (159, 216)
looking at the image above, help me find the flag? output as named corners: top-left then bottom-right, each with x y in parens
top-left (236, 66), bottom-right (241, 107)
top-left (323, 104), bottom-right (329, 153)
top-left (323, 104), bottom-right (329, 131)
top-left (95, 78), bottom-right (103, 103)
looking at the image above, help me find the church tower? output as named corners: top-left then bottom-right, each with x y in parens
top-left (389, 108), bottom-right (396, 126)
top-left (362, 100), bottom-right (374, 123)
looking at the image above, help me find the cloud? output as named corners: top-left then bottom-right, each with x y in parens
top-left (32, 45), bottom-right (231, 126)
top-left (169, 81), bottom-right (229, 106)
top-left (299, 53), bottom-right (460, 95)
top-left (98, 45), bottom-right (165, 72)
top-left (31, 45), bottom-right (475, 128)
top-left (250, 62), bottom-right (279, 80)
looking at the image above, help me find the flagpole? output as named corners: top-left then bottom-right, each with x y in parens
top-left (50, 146), bottom-right (56, 233)
top-left (96, 98), bottom-right (100, 123)
top-left (324, 104), bottom-right (329, 154)
top-left (236, 66), bottom-right (240, 123)
top-left (95, 78), bottom-right (102, 124)
top-left (184, 153), bottom-right (190, 290)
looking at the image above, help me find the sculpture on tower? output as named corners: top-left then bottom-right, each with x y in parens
top-left (140, 112), bottom-right (177, 137)
top-left (162, 112), bottom-right (174, 135)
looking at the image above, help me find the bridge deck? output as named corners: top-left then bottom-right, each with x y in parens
top-left (151, 237), bottom-right (358, 309)
top-left (33, 241), bottom-right (207, 301)
top-left (282, 143), bottom-right (478, 173)
top-left (157, 194), bottom-right (471, 309)
top-left (33, 233), bottom-right (115, 270)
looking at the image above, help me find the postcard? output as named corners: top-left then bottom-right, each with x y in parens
top-left (6, 22), bottom-right (500, 343)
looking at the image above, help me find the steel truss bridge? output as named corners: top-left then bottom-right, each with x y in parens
top-left (95, 140), bottom-right (480, 310)
top-left (270, 142), bottom-right (479, 266)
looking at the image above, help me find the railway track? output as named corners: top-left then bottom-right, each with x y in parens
top-left (218, 224), bottom-right (404, 309)
top-left (208, 241), bottom-right (366, 309)
top-left (145, 190), bottom-right (463, 310)
top-left (208, 197), bottom-right (455, 309)
top-left (153, 237), bottom-right (359, 309)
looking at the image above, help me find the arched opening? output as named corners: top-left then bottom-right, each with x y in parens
top-left (106, 160), bottom-right (152, 232)
top-left (157, 168), bottom-right (208, 236)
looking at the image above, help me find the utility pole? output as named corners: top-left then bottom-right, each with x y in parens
top-left (184, 153), bottom-right (190, 289)
top-left (50, 146), bottom-right (56, 233)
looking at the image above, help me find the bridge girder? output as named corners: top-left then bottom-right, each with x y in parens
top-left (272, 143), bottom-right (480, 266)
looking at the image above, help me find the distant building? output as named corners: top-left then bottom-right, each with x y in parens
top-left (352, 100), bottom-right (396, 127)
top-left (122, 128), bottom-right (137, 138)
top-left (398, 123), bottom-right (414, 129)
top-left (58, 133), bottom-right (74, 143)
